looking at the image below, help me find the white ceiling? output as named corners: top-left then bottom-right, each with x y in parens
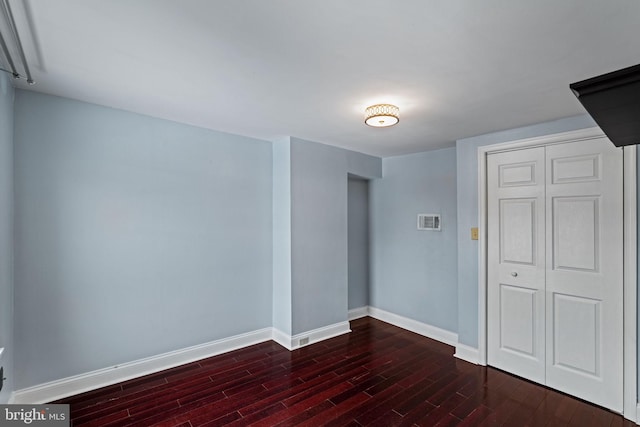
top-left (5, 0), bottom-right (640, 157)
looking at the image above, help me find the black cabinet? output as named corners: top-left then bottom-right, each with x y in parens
top-left (570, 63), bottom-right (640, 147)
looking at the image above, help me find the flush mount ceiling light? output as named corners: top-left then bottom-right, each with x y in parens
top-left (364, 104), bottom-right (399, 127)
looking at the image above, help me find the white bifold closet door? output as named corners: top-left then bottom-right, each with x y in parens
top-left (487, 138), bottom-right (623, 413)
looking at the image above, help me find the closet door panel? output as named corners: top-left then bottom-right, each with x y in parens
top-left (545, 139), bottom-right (623, 412)
top-left (487, 147), bottom-right (546, 384)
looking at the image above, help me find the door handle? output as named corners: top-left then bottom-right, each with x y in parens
top-left (511, 272), bottom-right (518, 277)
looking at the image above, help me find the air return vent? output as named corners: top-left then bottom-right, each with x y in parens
top-left (417, 214), bottom-right (441, 231)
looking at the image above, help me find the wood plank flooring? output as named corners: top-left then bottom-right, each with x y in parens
top-left (55, 317), bottom-right (634, 426)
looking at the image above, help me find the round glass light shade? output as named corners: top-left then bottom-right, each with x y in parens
top-left (364, 104), bottom-right (399, 127)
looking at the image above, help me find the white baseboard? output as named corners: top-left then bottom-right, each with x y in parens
top-left (274, 321), bottom-right (351, 351)
top-left (12, 327), bottom-right (273, 404)
top-left (368, 306), bottom-right (458, 347)
top-left (634, 402), bottom-right (640, 424)
top-left (454, 343), bottom-right (481, 365)
top-left (11, 309), bottom-right (461, 405)
top-left (272, 328), bottom-right (293, 350)
top-left (13, 320), bottom-right (353, 404)
top-left (348, 306), bottom-right (369, 320)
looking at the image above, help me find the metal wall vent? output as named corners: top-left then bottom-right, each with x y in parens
top-left (417, 214), bottom-right (441, 231)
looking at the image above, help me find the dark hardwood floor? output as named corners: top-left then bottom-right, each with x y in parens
top-left (55, 317), bottom-right (634, 426)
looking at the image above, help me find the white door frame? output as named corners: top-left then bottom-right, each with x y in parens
top-left (477, 127), bottom-right (637, 421)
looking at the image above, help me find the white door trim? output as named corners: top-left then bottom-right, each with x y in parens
top-left (477, 127), bottom-right (637, 421)
top-left (623, 145), bottom-right (637, 421)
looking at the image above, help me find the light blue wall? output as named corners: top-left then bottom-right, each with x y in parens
top-left (272, 138), bottom-right (292, 335)
top-left (289, 138), bottom-right (381, 335)
top-left (348, 178), bottom-right (369, 310)
top-left (346, 150), bottom-right (384, 179)
top-left (13, 91), bottom-right (273, 389)
top-left (291, 139), bottom-right (348, 334)
top-left (370, 147), bottom-right (458, 332)
top-left (455, 114), bottom-right (598, 347)
top-left (0, 73), bottom-right (14, 403)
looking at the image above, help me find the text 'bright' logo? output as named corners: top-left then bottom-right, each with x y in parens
top-left (4, 408), bottom-right (45, 424)
top-left (3, 407), bottom-right (67, 424)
